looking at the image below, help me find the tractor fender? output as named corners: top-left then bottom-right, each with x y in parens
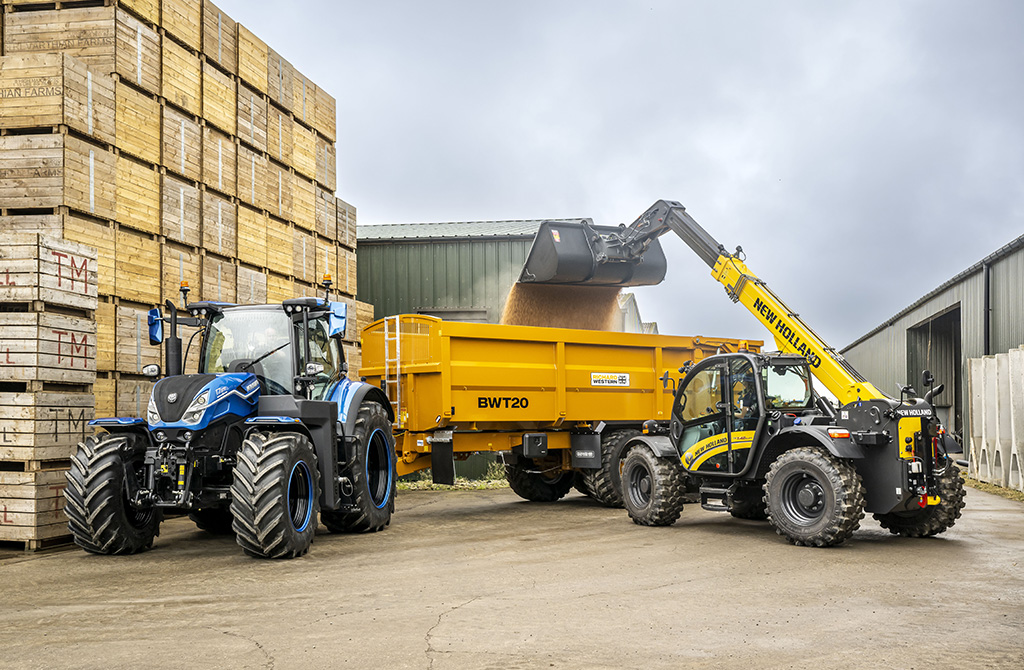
top-left (88, 418), bottom-right (150, 443)
top-left (752, 425), bottom-right (866, 478)
top-left (337, 382), bottom-right (394, 437)
top-left (622, 434), bottom-right (680, 461)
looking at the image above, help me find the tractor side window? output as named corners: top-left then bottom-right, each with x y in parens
top-left (300, 316), bottom-right (343, 400)
top-left (675, 366), bottom-right (723, 423)
top-left (730, 358), bottom-right (759, 432)
top-left (761, 364), bottom-right (812, 410)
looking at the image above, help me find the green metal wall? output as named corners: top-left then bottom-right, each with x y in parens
top-left (357, 237), bottom-right (534, 324)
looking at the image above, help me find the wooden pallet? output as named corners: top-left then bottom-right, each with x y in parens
top-left (267, 47), bottom-right (293, 113)
top-left (291, 225), bottom-right (316, 284)
top-left (115, 153), bottom-right (159, 233)
top-left (267, 103), bottom-right (293, 166)
top-left (114, 225), bottom-right (159, 303)
top-left (0, 232), bottom-right (98, 311)
top-left (235, 203), bottom-right (266, 268)
top-left (316, 185), bottom-right (337, 241)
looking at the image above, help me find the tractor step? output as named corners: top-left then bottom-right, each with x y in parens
top-left (699, 485), bottom-right (730, 512)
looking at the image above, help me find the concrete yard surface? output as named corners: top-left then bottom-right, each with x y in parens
top-left (1, 487), bottom-right (1022, 669)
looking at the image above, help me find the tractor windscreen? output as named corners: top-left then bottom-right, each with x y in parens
top-left (202, 309), bottom-right (294, 395)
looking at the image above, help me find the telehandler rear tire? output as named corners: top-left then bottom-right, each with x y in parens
top-left (873, 458), bottom-right (966, 537)
top-left (584, 429), bottom-right (641, 508)
top-left (231, 431), bottom-right (320, 559)
top-left (621, 445), bottom-right (686, 526)
top-left (321, 402), bottom-right (396, 533)
top-left (65, 433), bottom-right (162, 554)
top-left (505, 459), bottom-right (574, 502)
top-left (764, 447), bottom-right (865, 547)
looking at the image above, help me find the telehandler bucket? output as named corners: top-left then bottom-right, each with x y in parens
top-left (518, 220), bottom-right (668, 287)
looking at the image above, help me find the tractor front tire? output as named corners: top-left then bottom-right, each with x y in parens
top-left (505, 459), bottom-right (574, 502)
top-left (621, 445), bottom-right (686, 526)
top-left (230, 431), bottom-right (320, 559)
top-left (321, 402), bottom-right (396, 534)
top-left (583, 429), bottom-right (641, 508)
top-left (873, 459), bottom-right (966, 537)
top-left (764, 447), bottom-right (865, 547)
top-left (64, 433), bottom-right (161, 554)
top-left (189, 508), bottom-right (235, 535)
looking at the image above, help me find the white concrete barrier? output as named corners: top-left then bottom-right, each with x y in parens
top-left (967, 346), bottom-right (1024, 492)
top-left (1008, 347), bottom-right (1024, 491)
top-left (968, 357), bottom-right (985, 480)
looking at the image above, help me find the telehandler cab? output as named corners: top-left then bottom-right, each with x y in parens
top-left (518, 200), bottom-right (966, 546)
top-left (64, 281), bottom-right (397, 558)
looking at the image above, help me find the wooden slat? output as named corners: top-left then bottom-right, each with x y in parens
top-left (291, 173), bottom-right (315, 232)
top-left (119, 0), bottom-right (160, 25)
top-left (0, 392), bottom-right (94, 458)
top-left (0, 312), bottom-right (96, 384)
top-left (161, 173), bottom-right (201, 247)
top-left (292, 120), bottom-right (316, 179)
top-left (3, 6), bottom-right (117, 76)
top-left (291, 69), bottom-right (312, 128)
top-left (201, 189), bottom-right (236, 258)
top-left (337, 245), bottom-right (357, 297)
top-left (64, 134), bottom-right (116, 219)
top-left (315, 186), bottom-right (337, 241)
top-left (0, 214), bottom-right (62, 238)
top-left (290, 226), bottom-right (316, 284)
top-left (236, 143), bottom-right (270, 210)
top-left (161, 0), bottom-right (202, 51)
top-left (202, 1), bottom-right (237, 75)
top-left (314, 83), bottom-right (336, 143)
top-left (337, 197), bottom-right (356, 249)
top-left (94, 376), bottom-right (115, 417)
top-left (114, 8), bottom-right (161, 96)
top-left (236, 24), bottom-right (268, 93)
top-left (201, 252), bottom-right (235, 303)
top-left (267, 104), bottom-right (293, 167)
top-left (161, 241), bottom-right (201, 305)
top-left (63, 213), bottom-right (114, 295)
top-left (116, 154), bottom-right (160, 234)
top-left (0, 233), bottom-right (98, 310)
top-left (115, 227), bottom-right (160, 303)
top-left (236, 204), bottom-right (266, 268)
top-left (237, 81), bottom-right (268, 153)
top-left (201, 61), bottom-right (235, 135)
top-left (265, 216), bottom-right (292, 277)
top-left (162, 103), bottom-right (202, 180)
top-left (235, 264), bottom-right (266, 304)
top-left (115, 304), bottom-right (161, 374)
top-left (162, 38), bottom-right (201, 115)
top-left (96, 301), bottom-right (114, 371)
top-left (201, 126), bottom-right (236, 197)
top-left (116, 378), bottom-right (153, 417)
top-left (315, 135), bottom-right (337, 192)
top-left (270, 161), bottom-right (291, 220)
top-left (266, 271), bottom-right (294, 303)
top-left (116, 80), bottom-right (160, 164)
top-left (266, 48), bottom-right (294, 113)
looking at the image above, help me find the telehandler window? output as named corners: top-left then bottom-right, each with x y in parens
top-left (761, 364), bottom-right (812, 411)
top-left (730, 359), bottom-right (759, 432)
top-left (675, 366), bottom-right (723, 423)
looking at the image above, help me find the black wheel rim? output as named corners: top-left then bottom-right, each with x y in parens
top-left (626, 462), bottom-right (654, 508)
top-left (779, 470), bottom-right (826, 525)
top-left (287, 461), bottom-right (314, 532)
top-left (366, 429), bottom-right (393, 509)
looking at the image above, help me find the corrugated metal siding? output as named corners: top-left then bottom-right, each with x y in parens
top-left (357, 237), bottom-right (532, 324)
top-left (990, 247), bottom-right (1024, 353)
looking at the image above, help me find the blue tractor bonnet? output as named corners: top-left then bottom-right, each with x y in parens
top-left (148, 372), bottom-right (261, 431)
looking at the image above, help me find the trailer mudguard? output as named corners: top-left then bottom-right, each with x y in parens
top-left (623, 434), bottom-right (680, 461)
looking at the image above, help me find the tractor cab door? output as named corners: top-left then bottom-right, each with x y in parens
top-left (671, 355), bottom-right (763, 475)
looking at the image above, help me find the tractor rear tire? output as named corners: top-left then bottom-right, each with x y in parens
top-left (764, 447), bottom-right (865, 547)
top-left (321, 402), bottom-right (396, 534)
top-left (505, 459), bottom-right (574, 502)
top-left (64, 433), bottom-right (161, 554)
top-left (230, 431), bottom-right (320, 559)
top-left (621, 445), bottom-right (686, 526)
top-left (189, 508), bottom-right (234, 535)
top-left (583, 429), bottom-right (641, 508)
top-left (873, 459), bottom-right (966, 537)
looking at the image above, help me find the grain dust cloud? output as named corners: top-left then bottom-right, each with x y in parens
top-left (500, 283), bottom-right (621, 331)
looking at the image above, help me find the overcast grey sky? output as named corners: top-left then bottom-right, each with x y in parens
top-left (218, 0), bottom-right (1023, 348)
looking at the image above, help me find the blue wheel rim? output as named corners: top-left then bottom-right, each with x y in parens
top-left (287, 460), bottom-right (314, 532)
top-left (366, 428), bottom-right (393, 509)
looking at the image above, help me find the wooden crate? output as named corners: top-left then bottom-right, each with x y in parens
top-left (337, 245), bottom-right (357, 297)
top-left (0, 312), bottom-right (96, 384)
top-left (201, 61), bottom-right (236, 135)
top-left (292, 120), bottom-right (316, 179)
top-left (0, 466), bottom-right (74, 548)
top-left (161, 173), bottom-right (201, 247)
top-left (237, 24), bottom-right (268, 93)
top-left (114, 227), bottom-right (160, 304)
top-left (267, 104), bottom-right (293, 166)
top-left (292, 173), bottom-right (315, 232)
top-left (266, 48), bottom-right (294, 113)
top-left (236, 144), bottom-right (271, 210)
top-left (0, 214), bottom-right (62, 237)
top-left (115, 80), bottom-right (160, 164)
top-left (202, 1), bottom-right (237, 75)
top-left (0, 233), bottom-right (98, 311)
top-left (0, 392), bottom-right (94, 460)
top-left (201, 189), bottom-right (236, 257)
top-left (315, 136), bottom-right (337, 192)
top-left (116, 378), bottom-right (153, 417)
top-left (120, 0), bottom-right (160, 26)
top-left (236, 264), bottom-right (266, 304)
top-left (3, 7), bottom-right (116, 72)
top-left (96, 301), bottom-right (114, 371)
top-left (94, 376), bottom-right (116, 417)
top-left (291, 69), bottom-right (313, 128)
top-left (266, 271), bottom-right (294, 303)
top-left (161, 241), bottom-right (201, 304)
top-left (162, 38), bottom-right (201, 116)
top-left (162, 104), bottom-right (202, 181)
top-left (314, 83), bottom-right (337, 143)
top-left (315, 186), bottom-right (337, 240)
top-left (270, 161), bottom-right (292, 220)
top-left (236, 204), bottom-right (266, 268)
top-left (237, 81), bottom-right (268, 152)
top-left (337, 197), bottom-right (356, 249)
top-left (290, 226), bottom-right (316, 284)
top-left (0, 53), bottom-right (115, 145)
top-left (0, 133), bottom-right (116, 220)
top-left (201, 253), bottom-right (235, 303)
top-left (115, 7), bottom-right (161, 96)
top-left (202, 126), bottom-right (236, 197)
top-left (63, 214), bottom-right (115, 296)
top-left (265, 216), bottom-right (292, 277)
top-left (116, 154), bottom-right (160, 234)
top-left (115, 304), bottom-right (161, 374)
top-left (162, 0), bottom-right (202, 51)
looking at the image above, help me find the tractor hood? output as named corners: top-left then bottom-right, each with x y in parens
top-left (149, 372), bottom-right (261, 430)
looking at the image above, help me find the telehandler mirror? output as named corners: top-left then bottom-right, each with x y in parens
top-left (921, 369), bottom-right (934, 391)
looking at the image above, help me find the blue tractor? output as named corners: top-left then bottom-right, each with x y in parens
top-left (64, 286), bottom-right (397, 559)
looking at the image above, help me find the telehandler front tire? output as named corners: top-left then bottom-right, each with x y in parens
top-left (764, 447), bottom-right (865, 547)
top-left (231, 431), bottom-right (320, 559)
top-left (621, 445), bottom-right (686, 526)
top-left (873, 458), bottom-right (966, 537)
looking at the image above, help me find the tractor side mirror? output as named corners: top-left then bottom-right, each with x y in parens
top-left (142, 364), bottom-right (161, 377)
top-left (147, 308), bottom-right (164, 345)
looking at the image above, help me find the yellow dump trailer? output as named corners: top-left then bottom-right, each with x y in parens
top-left (361, 315), bottom-right (760, 504)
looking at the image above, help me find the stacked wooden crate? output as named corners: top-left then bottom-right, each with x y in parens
top-left (0, 233), bottom-right (98, 550)
top-left (0, 0), bottom-right (372, 429)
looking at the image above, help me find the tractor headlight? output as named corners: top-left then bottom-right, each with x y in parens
top-left (182, 390), bottom-right (211, 425)
top-left (147, 395), bottom-right (161, 425)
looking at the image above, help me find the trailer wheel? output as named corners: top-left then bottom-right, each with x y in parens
top-left (505, 459), bottom-right (574, 502)
top-left (873, 458), bottom-right (966, 537)
top-left (64, 433), bottom-right (161, 555)
top-left (321, 402), bottom-right (396, 533)
top-left (621, 445), bottom-right (686, 526)
top-left (764, 447), bottom-right (865, 547)
top-left (189, 508), bottom-right (234, 535)
top-left (728, 483), bottom-right (769, 520)
top-left (231, 431), bottom-right (320, 559)
top-left (572, 472), bottom-right (593, 498)
top-left (584, 429), bottom-right (642, 508)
